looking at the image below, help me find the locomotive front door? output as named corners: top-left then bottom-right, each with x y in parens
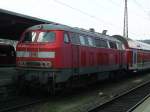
top-left (72, 45), bottom-right (79, 75)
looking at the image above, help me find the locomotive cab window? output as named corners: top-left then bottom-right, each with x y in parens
top-left (22, 31), bottom-right (37, 42)
top-left (37, 32), bottom-right (55, 42)
top-left (64, 33), bottom-right (70, 43)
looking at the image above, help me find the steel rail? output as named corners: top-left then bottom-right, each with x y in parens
top-left (88, 79), bottom-right (150, 112)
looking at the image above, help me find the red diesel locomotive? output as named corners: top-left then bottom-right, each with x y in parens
top-left (16, 24), bottom-right (150, 92)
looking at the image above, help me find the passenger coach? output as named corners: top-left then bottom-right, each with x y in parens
top-left (113, 35), bottom-right (150, 71)
top-left (0, 43), bottom-right (16, 67)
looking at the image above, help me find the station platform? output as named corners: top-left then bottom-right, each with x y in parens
top-left (0, 67), bottom-right (17, 86)
top-left (132, 95), bottom-right (150, 112)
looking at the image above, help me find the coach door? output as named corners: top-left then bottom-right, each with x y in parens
top-left (117, 43), bottom-right (123, 68)
top-left (133, 49), bottom-right (137, 68)
top-left (119, 51), bottom-right (123, 68)
top-left (71, 33), bottom-right (80, 75)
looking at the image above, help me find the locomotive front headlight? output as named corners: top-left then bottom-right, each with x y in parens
top-left (19, 61), bottom-right (24, 66)
top-left (43, 62), bottom-right (45, 67)
top-left (18, 61), bottom-right (23, 66)
top-left (40, 62), bottom-right (52, 68)
top-left (20, 61), bottom-right (23, 65)
top-left (17, 61), bottom-right (20, 65)
top-left (22, 61), bottom-right (26, 65)
top-left (48, 61), bottom-right (52, 67)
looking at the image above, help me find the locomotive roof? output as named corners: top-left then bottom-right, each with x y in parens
top-left (27, 24), bottom-right (120, 43)
top-left (0, 42), bottom-right (13, 47)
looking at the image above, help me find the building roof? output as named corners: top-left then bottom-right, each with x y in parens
top-left (0, 8), bottom-right (55, 40)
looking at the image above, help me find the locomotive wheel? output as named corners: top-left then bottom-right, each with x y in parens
top-left (15, 77), bottom-right (29, 94)
top-left (109, 71), bottom-right (119, 81)
top-left (109, 72), bottom-right (115, 80)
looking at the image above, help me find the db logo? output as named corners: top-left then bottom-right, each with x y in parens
top-left (30, 52), bottom-right (37, 57)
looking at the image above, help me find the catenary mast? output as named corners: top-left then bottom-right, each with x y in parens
top-left (123, 0), bottom-right (128, 38)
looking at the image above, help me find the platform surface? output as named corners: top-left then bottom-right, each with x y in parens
top-left (132, 96), bottom-right (150, 112)
top-left (32, 73), bottom-right (150, 112)
top-left (0, 67), bottom-right (17, 85)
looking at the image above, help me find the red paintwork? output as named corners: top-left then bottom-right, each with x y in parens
top-left (16, 29), bottom-right (126, 71)
top-left (123, 42), bottom-right (150, 70)
top-left (126, 50), bottom-right (133, 68)
top-left (16, 30), bottom-right (62, 68)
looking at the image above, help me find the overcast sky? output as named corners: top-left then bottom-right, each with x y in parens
top-left (0, 0), bottom-right (150, 40)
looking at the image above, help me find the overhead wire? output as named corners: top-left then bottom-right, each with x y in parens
top-left (107, 0), bottom-right (121, 7)
top-left (53, 0), bottom-right (123, 30)
top-left (53, 0), bottom-right (139, 38)
top-left (130, 0), bottom-right (150, 39)
top-left (133, 0), bottom-right (149, 15)
top-left (106, 0), bottom-right (150, 39)
top-left (97, 0), bottom-right (140, 37)
top-left (107, 0), bottom-right (149, 21)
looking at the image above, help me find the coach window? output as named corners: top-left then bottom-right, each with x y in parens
top-left (109, 41), bottom-right (117, 49)
top-left (64, 33), bottom-right (69, 43)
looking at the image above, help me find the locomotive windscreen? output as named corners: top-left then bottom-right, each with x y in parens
top-left (37, 32), bottom-right (55, 42)
top-left (22, 31), bottom-right (55, 43)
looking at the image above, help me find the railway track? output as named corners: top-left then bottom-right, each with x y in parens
top-left (0, 95), bottom-right (46, 112)
top-left (89, 79), bottom-right (150, 112)
top-left (127, 93), bottom-right (150, 112)
top-left (0, 77), bottom-right (48, 112)
top-left (0, 84), bottom-right (38, 112)
top-left (0, 84), bottom-right (16, 102)
top-left (0, 73), bottom-right (150, 112)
